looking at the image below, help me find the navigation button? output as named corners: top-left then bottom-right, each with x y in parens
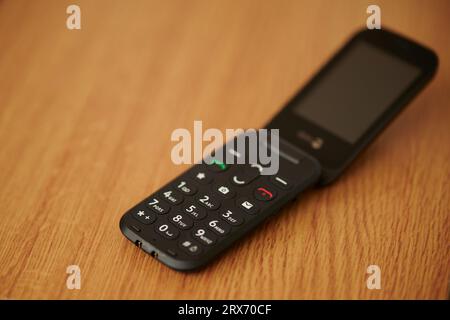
top-left (230, 166), bottom-right (260, 186)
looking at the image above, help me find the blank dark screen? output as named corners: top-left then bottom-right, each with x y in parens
top-left (294, 41), bottom-right (420, 143)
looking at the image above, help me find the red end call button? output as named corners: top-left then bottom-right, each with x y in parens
top-left (254, 187), bottom-right (277, 201)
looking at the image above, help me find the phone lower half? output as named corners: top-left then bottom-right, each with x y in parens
top-left (119, 146), bottom-right (321, 271)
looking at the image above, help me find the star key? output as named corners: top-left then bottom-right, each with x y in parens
top-left (132, 208), bottom-right (156, 225)
top-left (196, 172), bottom-right (205, 179)
top-left (191, 169), bottom-right (213, 184)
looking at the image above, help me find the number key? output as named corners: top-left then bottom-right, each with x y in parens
top-left (160, 189), bottom-right (184, 205)
top-left (155, 221), bottom-right (179, 240)
top-left (220, 208), bottom-right (244, 226)
top-left (192, 227), bottom-right (217, 246)
top-left (196, 193), bottom-right (220, 210)
top-left (206, 218), bottom-right (231, 236)
top-left (182, 203), bottom-right (207, 220)
top-left (169, 212), bottom-right (193, 230)
top-left (146, 197), bottom-right (170, 215)
top-left (175, 180), bottom-right (197, 195)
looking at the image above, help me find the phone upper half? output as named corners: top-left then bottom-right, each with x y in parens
top-left (266, 28), bottom-right (438, 185)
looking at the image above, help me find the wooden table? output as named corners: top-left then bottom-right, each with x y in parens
top-left (0, 0), bottom-right (448, 299)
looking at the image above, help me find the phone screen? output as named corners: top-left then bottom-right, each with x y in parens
top-left (293, 41), bottom-right (421, 143)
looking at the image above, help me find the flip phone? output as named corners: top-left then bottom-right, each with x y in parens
top-left (120, 29), bottom-right (438, 271)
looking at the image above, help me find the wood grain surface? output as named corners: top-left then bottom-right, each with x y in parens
top-left (0, 0), bottom-right (448, 299)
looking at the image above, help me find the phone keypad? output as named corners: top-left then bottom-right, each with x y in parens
top-left (127, 162), bottom-right (290, 259)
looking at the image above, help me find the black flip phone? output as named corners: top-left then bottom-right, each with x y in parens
top-left (120, 29), bottom-right (438, 271)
